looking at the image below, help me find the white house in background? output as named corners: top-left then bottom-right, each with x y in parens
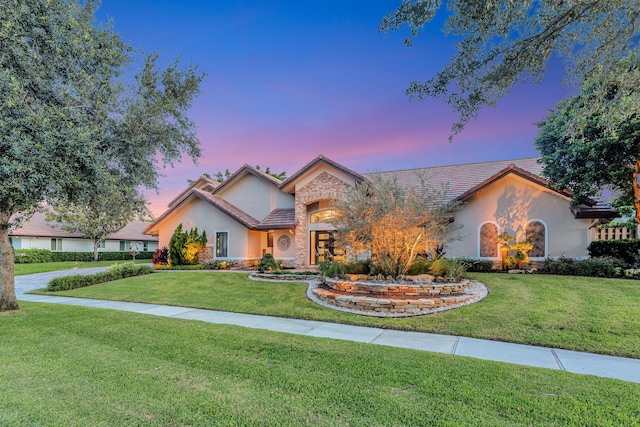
top-left (9, 211), bottom-right (158, 253)
top-left (143, 155), bottom-right (616, 268)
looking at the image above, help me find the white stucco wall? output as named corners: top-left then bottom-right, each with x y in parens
top-left (12, 237), bottom-right (157, 253)
top-left (215, 173), bottom-right (294, 221)
top-left (155, 197), bottom-right (254, 260)
top-left (446, 174), bottom-right (592, 259)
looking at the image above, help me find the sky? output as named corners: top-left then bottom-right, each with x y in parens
top-left (96, 1), bottom-right (575, 216)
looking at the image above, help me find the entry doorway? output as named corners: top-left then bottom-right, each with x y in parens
top-left (310, 230), bottom-right (345, 265)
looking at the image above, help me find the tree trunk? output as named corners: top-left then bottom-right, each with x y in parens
top-left (0, 214), bottom-right (19, 311)
top-left (93, 240), bottom-right (99, 262)
top-left (634, 159), bottom-right (640, 226)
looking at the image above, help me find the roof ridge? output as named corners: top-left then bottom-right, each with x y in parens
top-left (366, 157), bottom-right (540, 175)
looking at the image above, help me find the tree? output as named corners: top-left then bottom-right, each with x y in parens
top-left (46, 177), bottom-right (151, 262)
top-left (535, 69), bottom-right (640, 224)
top-left (332, 173), bottom-right (459, 278)
top-left (168, 224), bottom-right (207, 266)
top-left (0, 0), bottom-right (205, 311)
top-left (380, 1), bottom-right (640, 138)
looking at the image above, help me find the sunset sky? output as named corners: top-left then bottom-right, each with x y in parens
top-left (96, 1), bottom-right (575, 216)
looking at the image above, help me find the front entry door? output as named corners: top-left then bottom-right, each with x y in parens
top-left (310, 231), bottom-right (344, 265)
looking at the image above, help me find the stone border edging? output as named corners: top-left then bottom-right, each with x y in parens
top-left (249, 273), bottom-right (489, 318)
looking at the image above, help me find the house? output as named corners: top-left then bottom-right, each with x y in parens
top-left (9, 211), bottom-right (158, 254)
top-left (143, 155), bottom-right (616, 268)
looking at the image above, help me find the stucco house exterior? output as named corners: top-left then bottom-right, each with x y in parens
top-left (9, 211), bottom-right (158, 254)
top-left (143, 155), bottom-right (616, 268)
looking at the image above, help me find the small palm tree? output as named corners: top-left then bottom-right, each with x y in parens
top-left (496, 232), bottom-right (515, 270)
top-left (509, 241), bottom-right (533, 269)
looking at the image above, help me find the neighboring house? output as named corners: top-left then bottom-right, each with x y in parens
top-left (143, 155), bottom-right (616, 268)
top-left (9, 211), bottom-right (158, 253)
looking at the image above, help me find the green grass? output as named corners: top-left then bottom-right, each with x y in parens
top-left (1, 303), bottom-right (639, 426)
top-left (14, 260), bottom-right (150, 276)
top-left (45, 272), bottom-right (640, 358)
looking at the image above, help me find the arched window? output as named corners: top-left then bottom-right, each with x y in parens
top-left (526, 220), bottom-right (546, 258)
top-left (479, 222), bottom-right (498, 258)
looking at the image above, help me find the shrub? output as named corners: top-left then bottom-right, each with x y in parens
top-left (13, 249), bottom-right (51, 263)
top-left (429, 258), bottom-right (451, 277)
top-left (49, 251), bottom-right (153, 262)
top-left (318, 261), bottom-right (346, 277)
top-left (454, 258), bottom-right (494, 272)
top-left (258, 253), bottom-right (280, 272)
top-left (542, 256), bottom-right (626, 277)
top-left (47, 262), bottom-right (153, 291)
top-left (154, 265), bottom-right (205, 271)
top-left (407, 256), bottom-right (432, 275)
top-left (168, 224), bottom-right (207, 266)
top-left (151, 247), bottom-right (169, 265)
top-left (204, 260), bottom-right (239, 270)
top-left (587, 239), bottom-right (640, 266)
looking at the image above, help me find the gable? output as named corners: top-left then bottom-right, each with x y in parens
top-left (215, 172), bottom-right (293, 221)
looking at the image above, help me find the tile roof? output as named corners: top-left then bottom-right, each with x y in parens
top-left (212, 164), bottom-right (282, 196)
top-left (280, 154), bottom-right (366, 193)
top-left (10, 211), bottom-right (158, 241)
top-left (167, 176), bottom-right (220, 208)
top-left (257, 209), bottom-right (295, 230)
top-left (365, 157), bottom-right (544, 201)
top-left (193, 189), bottom-right (260, 229)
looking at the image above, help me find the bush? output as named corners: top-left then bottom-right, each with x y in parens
top-left (542, 256), bottom-right (626, 277)
top-left (13, 249), bottom-right (51, 263)
top-left (587, 239), bottom-right (640, 266)
top-left (203, 260), bottom-right (239, 270)
top-left (429, 258), bottom-right (451, 277)
top-left (318, 261), bottom-right (346, 277)
top-left (407, 256), bottom-right (432, 275)
top-left (154, 265), bottom-right (205, 271)
top-left (47, 262), bottom-right (153, 291)
top-left (454, 258), bottom-right (495, 272)
top-left (49, 251), bottom-right (153, 262)
top-left (151, 247), bottom-right (169, 265)
top-left (258, 253), bottom-right (280, 272)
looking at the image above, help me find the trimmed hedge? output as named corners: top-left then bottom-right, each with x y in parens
top-left (542, 256), bottom-right (626, 278)
top-left (50, 251), bottom-right (154, 262)
top-left (587, 239), bottom-right (640, 266)
top-left (47, 263), bottom-right (153, 291)
top-left (13, 249), bottom-right (52, 264)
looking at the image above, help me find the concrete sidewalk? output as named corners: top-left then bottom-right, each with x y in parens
top-left (14, 268), bottom-right (640, 384)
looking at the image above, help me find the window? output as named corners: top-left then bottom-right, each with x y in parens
top-left (119, 240), bottom-right (133, 251)
top-left (267, 232), bottom-right (274, 248)
top-left (215, 232), bottom-right (228, 258)
top-left (310, 209), bottom-right (338, 224)
top-left (51, 238), bottom-right (62, 251)
top-left (479, 222), bottom-right (498, 257)
top-left (9, 237), bottom-right (21, 250)
top-left (143, 241), bottom-right (149, 252)
top-left (526, 220), bottom-right (546, 258)
top-left (98, 241), bottom-right (106, 249)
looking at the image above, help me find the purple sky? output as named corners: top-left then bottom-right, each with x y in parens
top-left (97, 1), bottom-right (574, 216)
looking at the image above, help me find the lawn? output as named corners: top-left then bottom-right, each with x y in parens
top-left (1, 303), bottom-right (638, 426)
top-left (14, 260), bottom-right (150, 276)
top-left (45, 272), bottom-right (640, 359)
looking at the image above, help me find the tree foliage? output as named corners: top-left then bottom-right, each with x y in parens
top-left (535, 67), bottom-right (640, 223)
top-left (45, 178), bottom-right (151, 262)
top-left (0, 0), bottom-right (205, 311)
top-left (168, 224), bottom-right (207, 266)
top-left (380, 1), bottom-right (640, 138)
top-left (332, 173), bottom-right (460, 278)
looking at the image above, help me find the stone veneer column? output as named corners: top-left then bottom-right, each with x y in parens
top-left (293, 171), bottom-right (354, 268)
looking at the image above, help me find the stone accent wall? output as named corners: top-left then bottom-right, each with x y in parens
top-left (325, 278), bottom-right (468, 297)
top-left (293, 172), bottom-right (354, 267)
top-left (198, 246), bottom-right (214, 264)
top-left (312, 288), bottom-right (474, 314)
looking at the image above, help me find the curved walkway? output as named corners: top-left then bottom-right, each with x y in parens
top-left (14, 268), bottom-right (640, 384)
